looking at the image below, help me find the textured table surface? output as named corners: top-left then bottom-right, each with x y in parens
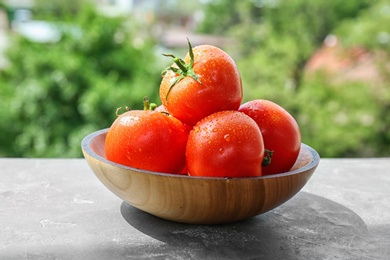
top-left (1, 158), bottom-right (389, 260)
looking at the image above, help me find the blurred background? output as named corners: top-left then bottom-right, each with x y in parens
top-left (0, 0), bottom-right (389, 158)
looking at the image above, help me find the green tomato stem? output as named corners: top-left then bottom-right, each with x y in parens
top-left (161, 38), bottom-right (201, 101)
top-left (173, 57), bottom-right (188, 73)
top-left (143, 96), bottom-right (156, 111)
top-left (262, 149), bottom-right (274, 167)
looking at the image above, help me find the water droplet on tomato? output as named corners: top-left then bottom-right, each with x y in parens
top-left (212, 128), bottom-right (218, 132)
top-left (224, 134), bottom-right (231, 142)
top-left (194, 126), bottom-right (200, 133)
top-left (120, 115), bottom-right (139, 125)
top-left (218, 148), bottom-right (224, 154)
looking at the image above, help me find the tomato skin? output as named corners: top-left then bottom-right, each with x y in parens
top-left (186, 110), bottom-right (264, 178)
top-left (154, 104), bottom-right (168, 113)
top-left (160, 45), bottom-right (243, 126)
top-left (105, 110), bottom-right (188, 173)
top-left (239, 99), bottom-right (301, 175)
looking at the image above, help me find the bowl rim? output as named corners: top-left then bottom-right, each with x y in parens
top-left (82, 128), bottom-right (320, 180)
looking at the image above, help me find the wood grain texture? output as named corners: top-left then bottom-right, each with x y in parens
top-left (82, 129), bottom-right (320, 224)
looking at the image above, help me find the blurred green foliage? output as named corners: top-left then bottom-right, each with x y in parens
top-left (0, 3), bottom-right (161, 157)
top-left (1, 0), bottom-right (389, 158)
top-left (334, 0), bottom-right (390, 156)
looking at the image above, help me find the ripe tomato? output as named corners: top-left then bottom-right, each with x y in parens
top-left (105, 107), bottom-right (189, 174)
top-left (160, 40), bottom-right (243, 126)
top-left (239, 99), bottom-right (301, 175)
top-left (186, 110), bottom-right (264, 178)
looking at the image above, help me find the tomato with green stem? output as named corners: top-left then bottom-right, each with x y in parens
top-left (239, 99), bottom-right (301, 175)
top-left (186, 110), bottom-right (264, 178)
top-left (160, 39), bottom-right (243, 126)
top-left (105, 97), bottom-right (189, 174)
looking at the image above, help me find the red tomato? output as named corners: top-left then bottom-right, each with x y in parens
top-left (105, 109), bottom-right (188, 174)
top-left (239, 99), bottom-right (301, 175)
top-left (160, 40), bottom-right (242, 126)
top-left (186, 110), bottom-right (264, 178)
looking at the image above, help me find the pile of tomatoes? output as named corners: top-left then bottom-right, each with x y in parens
top-left (105, 40), bottom-right (301, 178)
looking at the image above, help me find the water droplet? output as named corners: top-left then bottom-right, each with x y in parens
top-left (194, 126), bottom-right (200, 133)
top-left (224, 134), bottom-right (231, 142)
top-left (218, 148), bottom-right (224, 154)
top-left (212, 128), bottom-right (218, 132)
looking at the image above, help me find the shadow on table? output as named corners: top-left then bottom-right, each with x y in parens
top-left (120, 192), bottom-right (368, 259)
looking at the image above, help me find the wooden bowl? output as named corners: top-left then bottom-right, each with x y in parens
top-left (81, 128), bottom-right (320, 224)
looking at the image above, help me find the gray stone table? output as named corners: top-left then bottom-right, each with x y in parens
top-left (1, 158), bottom-right (390, 259)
